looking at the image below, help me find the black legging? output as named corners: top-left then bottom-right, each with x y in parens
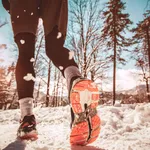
top-left (15, 26), bottom-right (78, 99)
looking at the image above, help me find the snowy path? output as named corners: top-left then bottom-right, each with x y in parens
top-left (0, 103), bottom-right (150, 150)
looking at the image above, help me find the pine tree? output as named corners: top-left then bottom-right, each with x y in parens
top-left (101, 0), bottom-right (132, 105)
top-left (132, 11), bottom-right (150, 71)
top-left (132, 11), bottom-right (150, 102)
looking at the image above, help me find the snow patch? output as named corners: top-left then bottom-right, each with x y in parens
top-left (23, 73), bottom-right (36, 82)
top-left (69, 51), bottom-right (74, 60)
top-left (59, 66), bottom-right (64, 70)
top-left (30, 58), bottom-right (35, 62)
top-left (20, 40), bottom-right (25, 44)
top-left (57, 32), bottom-right (62, 39)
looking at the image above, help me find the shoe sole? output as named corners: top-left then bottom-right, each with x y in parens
top-left (18, 130), bottom-right (38, 141)
top-left (70, 80), bottom-right (101, 145)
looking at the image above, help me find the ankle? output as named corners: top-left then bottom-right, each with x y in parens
top-left (64, 66), bottom-right (81, 90)
top-left (19, 97), bottom-right (34, 120)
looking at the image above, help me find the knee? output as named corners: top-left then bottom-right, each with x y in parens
top-left (15, 33), bottom-right (35, 59)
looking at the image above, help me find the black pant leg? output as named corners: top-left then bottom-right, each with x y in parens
top-left (15, 33), bottom-right (36, 99)
top-left (45, 26), bottom-right (78, 76)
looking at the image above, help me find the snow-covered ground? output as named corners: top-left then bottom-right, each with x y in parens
top-left (0, 103), bottom-right (150, 150)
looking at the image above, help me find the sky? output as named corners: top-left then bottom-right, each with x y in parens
top-left (0, 0), bottom-right (148, 44)
top-left (0, 0), bottom-right (149, 91)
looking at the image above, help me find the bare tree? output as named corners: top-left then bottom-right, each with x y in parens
top-left (32, 20), bottom-right (54, 106)
top-left (145, 0), bottom-right (150, 10)
top-left (137, 59), bottom-right (150, 101)
top-left (0, 19), bottom-right (7, 28)
top-left (68, 0), bottom-right (107, 80)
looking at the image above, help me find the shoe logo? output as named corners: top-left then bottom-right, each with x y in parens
top-left (28, 125), bottom-right (33, 128)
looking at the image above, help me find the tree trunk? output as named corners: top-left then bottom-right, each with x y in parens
top-left (113, 41), bottom-right (117, 105)
top-left (146, 24), bottom-right (150, 102)
top-left (113, 8), bottom-right (117, 105)
top-left (35, 79), bottom-right (41, 107)
top-left (91, 70), bottom-right (94, 81)
top-left (146, 78), bottom-right (150, 102)
top-left (55, 72), bottom-right (60, 107)
top-left (61, 79), bottom-right (64, 106)
top-left (146, 25), bottom-right (150, 73)
top-left (83, 51), bottom-right (87, 78)
top-left (52, 68), bottom-right (57, 107)
top-left (46, 61), bottom-right (51, 107)
top-left (8, 89), bottom-right (17, 109)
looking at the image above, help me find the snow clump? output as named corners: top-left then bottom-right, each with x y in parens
top-left (23, 73), bottom-right (36, 82)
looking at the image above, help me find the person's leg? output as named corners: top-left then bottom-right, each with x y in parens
top-left (45, 26), bottom-right (81, 90)
top-left (40, 0), bottom-right (81, 90)
top-left (2, 0), bottom-right (40, 139)
top-left (45, 26), bottom-right (100, 146)
top-left (6, 0), bottom-right (39, 118)
top-left (42, 0), bottom-right (100, 145)
top-left (15, 33), bottom-right (35, 100)
top-left (15, 33), bottom-right (36, 118)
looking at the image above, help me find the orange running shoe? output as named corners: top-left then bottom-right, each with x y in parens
top-left (69, 78), bottom-right (101, 145)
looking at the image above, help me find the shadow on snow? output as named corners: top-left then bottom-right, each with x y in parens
top-left (71, 145), bottom-right (105, 150)
top-left (2, 139), bottom-right (26, 150)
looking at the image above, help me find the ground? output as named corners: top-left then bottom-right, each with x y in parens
top-left (0, 102), bottom-right (150, 150)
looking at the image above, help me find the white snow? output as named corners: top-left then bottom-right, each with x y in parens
top-left (24, 10), bottom-right (26, 12)
top-left (31, 12), bottom-right (34, 16)
top-left (57, 32), bottom-right (62, 39)
top-left (17, 16), bottom-right (20, 18)
top-left (59, 66), bottom-right (64, 70)
top-left (6, 72), bottom-right (12, 83)
top-left (23, 73), bottom-right (36, 82)
top-left (30, 58), bottom-right (35, 62)
top-left (0, 103), bottom-right (150, 150)
top-left (20, 40), bottom-right (25, 44)
top-left (69, 51), bottom-right (74, 60)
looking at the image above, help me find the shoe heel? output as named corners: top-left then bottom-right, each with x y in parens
top-left (70, 121), bottom-right (88, 145)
